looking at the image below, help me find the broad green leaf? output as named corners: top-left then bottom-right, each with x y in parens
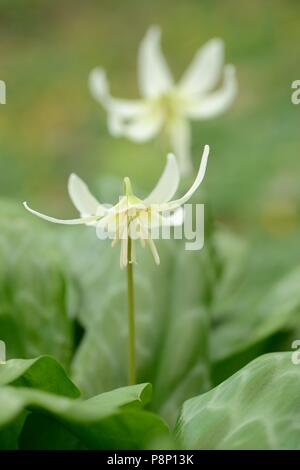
top-left (211, 266), bottom-right (300, 362)
top-left (0, 195), bottom-right (210, 426)
top-left (0, 201), bottom-right (76, 367)
top-left (65, 230), bottom-right (211, 426)
top-left (0, 414), bottom-right (26, 450)
top-left (19, 414), bottom-right (85, 450)
top-left (4, 197), bottom-right (300, 432)
top-left (0, 340), bottom-right (5, 363)
top-left (0, 383), bottom-right (169, 450)
top-left (208, 230), bottom-right (300, 379)
top-left (0, 355), bottom-right (80, 397)
top-left (176, 352), bottom-right (300, 449)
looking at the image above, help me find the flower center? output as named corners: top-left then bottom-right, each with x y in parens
top-left (158, 93), bottom-right (178, 122)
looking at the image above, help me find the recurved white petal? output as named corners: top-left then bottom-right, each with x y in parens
top-left (89, 67), bottom-right (146, 131)
top-left (89, 67), bottom-right (110, 105)
top-left (178, 38), bottom-right (224, 95)
top-left (108, 99), bottom-right (148, 117)
top-left (170, 119), bottom-right (193, 175)
top-left (184, 65), bottom-right (237, 119)
top-left (119, 107), bottom-right (164, 142)
top-left (143, 153), bottom-right (180, 204)
top-left (68, 173), bottom-right (106, 217)
top-left (107, 100), bottom-right (148, 137)
top-left (158, 144), bottom-right (210, 211)
top-left (138, 25), bottom-right (174, 98)
top-left (96, 212), bottom-right (118, 240)
top-left (23, 202), bottom-right (99, 225)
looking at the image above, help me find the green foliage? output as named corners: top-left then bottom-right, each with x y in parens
top-left (0, 352), bottom-right (169, 450)
top-left (176, 353), bottom-right (300, 450)
top-left (0, 380), bottom-right (168, 449)
top-left (211, 267), bottom-right (300, 362)
top-left (62, 232), bottom-right (211, 426)
top-left (0, 201), bottom-right (76, 367)
top-left (0, 0), bottom-right (299, 450)
top-left (0, 355), bottom-right (80, 397)
top-left (1, 199), bottom-right (300, 448)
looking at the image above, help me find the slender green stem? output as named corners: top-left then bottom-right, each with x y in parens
top-left (127, 237), bottom-right (135, 385)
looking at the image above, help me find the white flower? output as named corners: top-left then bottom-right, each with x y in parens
top-left (24, 145), bottom-right (209, 268)
top-left (89, 25), bottom-right (236, 174)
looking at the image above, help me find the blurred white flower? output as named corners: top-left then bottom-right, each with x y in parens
top-left (89, 26), bottom-right (236, 174)
top-left (23, 146), bottom-right (209, 268)
top-left (0, 340), bottom-right (6, 364)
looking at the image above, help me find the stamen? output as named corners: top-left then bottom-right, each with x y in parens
top-left (130, 239), bottom-right (137, 264)
top-left (122, 237), bottom-right (128, 268)
top-left (119, 222), bottom-right (129, 268)
top-left (138, 220), bottom-right (148, 248)
top-left (148, 238), bottom-right (160, 265)
top-left (120, 237), bottom-right (124, 268)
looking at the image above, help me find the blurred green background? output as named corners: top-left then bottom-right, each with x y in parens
top-left (0, 0), bottom-right (299, 237)
top-left (0, 0), bottom-right (300, 429)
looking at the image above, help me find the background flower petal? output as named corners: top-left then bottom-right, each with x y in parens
top-left (138, 25), bottom-right (174, 98)
top-left (89, 67), bottom-right (110, 105)
top-left (119, 108), bottom-right (164, 142)
top-left (184, 65), bottom-right (238, 119)
top-left (169, 119), bottom-right (192, 175)
top-left (178, 38), bottom-right (224, 95)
